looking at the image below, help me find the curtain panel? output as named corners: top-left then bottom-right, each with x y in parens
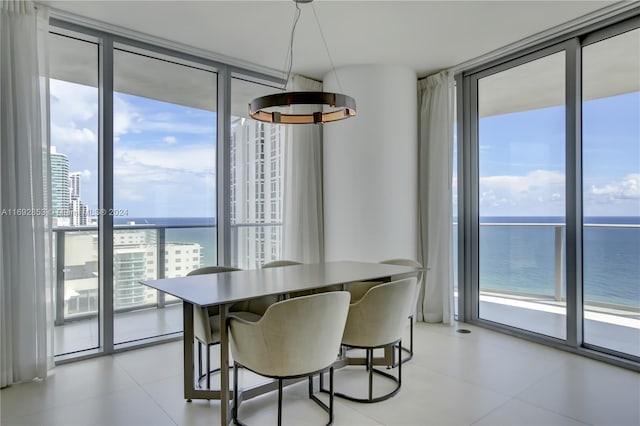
top-left (282, 75), bottom-right (324, 263)
top-left (417, 71), bottom-right (454, 324)
top-left (0, 0), bottom-right (53, 387)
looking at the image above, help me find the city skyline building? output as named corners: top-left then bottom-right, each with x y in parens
top-left (50, 147), bottom-right (70, 226)
top-left (69, 172), bottom-right (81, 200)
top-left (51, 148), bottom-right (90, 226)
top-left (230, 118), bottom-right (285, 269)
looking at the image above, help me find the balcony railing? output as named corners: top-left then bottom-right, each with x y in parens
top-left (478, 222), bottom-right (638, 311)
top-left (53, 222), bottom-right (283, 326)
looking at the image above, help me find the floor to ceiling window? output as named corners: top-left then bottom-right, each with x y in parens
top-left (112, 46), bottom-right (217, 345)
top-left (476, 51), bottom-right (567, 340)
top-left (582, 27), bottom-right (639, 357)
top-left (459, 16), bottom-right (639, 366)
top-left (49, 30), bottom-right (100, 356)
top-left (48, 20), bottom-right (283, 360)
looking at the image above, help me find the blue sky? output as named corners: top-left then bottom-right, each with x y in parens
top-left (472, 91), bottom-right (639, 217)
top-left (51, 79), bottom-right (639, 219)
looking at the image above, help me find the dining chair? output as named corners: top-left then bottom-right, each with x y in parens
top-left (262, 259), bottom-right (314, 298)
top-left (379, 258), bottom-right (425, 365)
top-left (262, 260), bottom-right (302, 268)
top-left (187, 266), bottom-right (267, 390)
top-left (229, 291), bottom-right (351, 426)
top-left (324, 277), bottom-right (416, 403)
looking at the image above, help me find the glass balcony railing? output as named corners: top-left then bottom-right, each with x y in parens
top-left (455, 221), bottom-right (639, 357)
top-left (53, 223), bottom-right (282, 355)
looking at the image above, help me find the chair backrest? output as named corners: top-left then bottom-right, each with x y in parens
top-left (379, 258), bottom-right (424, 317)
top-left (262, 260), bottom-right (302, 268)
top-left (229, 291), bottom-right (350, 378)
top-left (341, 277), bottom-right (417, 348)
top-left (187, 265), bottom-right (241, 344)
top-left (187, 265), bottom-right (240, 276)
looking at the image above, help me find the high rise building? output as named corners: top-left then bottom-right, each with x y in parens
top-left (69, 172), bottom-right (81, 200)
top-left (230, 119), bottom-right (284, 268)
top-left (70, 198), bottom-right (88, 226)
top-left (64, 229), bottom-right (202, 313)
top-left (51, 147), bottom-right (70, 225)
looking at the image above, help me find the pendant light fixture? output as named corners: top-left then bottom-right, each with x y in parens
top-left (248, 0), bottom-right (356, 125)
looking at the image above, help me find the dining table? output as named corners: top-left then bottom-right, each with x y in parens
top-left (140, 260), bottom-right (419, 425)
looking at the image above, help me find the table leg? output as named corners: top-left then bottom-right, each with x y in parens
top-left (183, 302), bottom-right (195, 401)
top-left (219, 303), bottom-right (230, 425)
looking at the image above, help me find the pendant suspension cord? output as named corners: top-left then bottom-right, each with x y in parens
top-left (311, 3), bottom-right (343, 93)
top-left (283, 2), bottom-right (302, 91)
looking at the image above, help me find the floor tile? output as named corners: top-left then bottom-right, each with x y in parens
top-left (333, 363), bottom-right (509, 425)
top-left (114, 340), bottom-right (183, 385)
top-left (2, 387), bottom-right (175, 426)
top-left (473, 398), bottom-right (590, 426)
top-left (517, 356), bottom-right (640, 426)
top-left (0, 356), bottom-right (137, 419)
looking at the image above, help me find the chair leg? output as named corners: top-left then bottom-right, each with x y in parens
top-left (368, 348), bottom-right (373, 401)
top-left (329, 366), bottom-right (334, 425)
top-left (278, 378), bottom-right (283, 426)
top-left (233, 362), bottom-right (239, 424)
top-left (308, 375), bottom-right (313, 398)
top-left (398, 340), bottom-right (402, 387)
top-left (409, 316), bottom-right (414, 357)
top-left (198, 341), bottom-right (203, 381)
top-left (206, 344), bottom-right (211, 390)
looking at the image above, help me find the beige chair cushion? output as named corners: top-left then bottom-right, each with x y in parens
top-left (380, 258), bottom-right (424, 318)
top-left (341, 278), bottom-right (417, 348)
top-left (229, 291), bottom-right (351, 377)
top-left (345, 281), bottom-right (382, 302)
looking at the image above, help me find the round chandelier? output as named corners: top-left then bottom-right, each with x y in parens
top-left (248, 0), bottom-right (356, 125)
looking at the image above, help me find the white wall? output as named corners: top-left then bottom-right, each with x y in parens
top-left (323, 65), bottom-right (418, 262)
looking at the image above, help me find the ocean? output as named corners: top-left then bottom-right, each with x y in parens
top-left (117, 216), bottom-right (639, 309)
top-left (468, 216), bottom-right (639, 308)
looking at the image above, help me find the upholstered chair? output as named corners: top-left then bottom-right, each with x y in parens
top-left (379, 258), bottom-right (425, 365)
top-left (187, 266), bottom-right (266, 390)
top-left (229, 291), bottom-right (350, 426)
top-left (262, 259), bottom-right (314, 298)
top-left (262, 260), bottom-right (302, 268)
top-left (330, 278), bottom-right (417, 403)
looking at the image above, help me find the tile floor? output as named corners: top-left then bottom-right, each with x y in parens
top-left (2, 323), bottom-right (639, 426)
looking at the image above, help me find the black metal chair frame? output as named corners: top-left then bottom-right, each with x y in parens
top-left (233, 361), bottom-right (336, 426)
top-left (196, 339), bottom-right (239, 391)
top-left (321, 340), bottom-right (402, 403)
top-left (393, 317), bottom-right (413, 367)
top-left (187, 266), bottom-right (241, 393)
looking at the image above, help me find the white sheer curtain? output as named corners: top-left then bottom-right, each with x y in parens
top-left (0, 0), bottom-right (53, 387)
top-left (417, 71), bottom-right (454, 324)
top-left (282, 75), bottom-right (324, 263)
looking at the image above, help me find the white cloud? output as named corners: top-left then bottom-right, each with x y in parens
top-left (50, 79), bottom-right (97, 125)
top-left (590, 174), bottom-right (639, 200)
top-left (113, 94), bottom-right (140, 139)
top-left (51, 124), bottom-right (97, 146)
top-left (112, 94), bottom-right (214, 140)
top-left (113, 146), bottom-right (216, 210)
top-left (50, 79), bottom-right (99, 150)
top-left (163, 136), bottom-right (177, 144)
top-left (479, 169), bottom-right (565, 215)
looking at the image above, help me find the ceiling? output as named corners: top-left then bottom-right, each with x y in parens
top-left (42, 0), bottom-right (620, 80)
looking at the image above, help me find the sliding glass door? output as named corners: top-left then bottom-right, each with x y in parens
top-left (49, 31), bottom-right (100, 355)
top-left (476, 50), bottom-right (567, 339)
top-left (111, 46), bottom-right (217, 345)
top-left (460, 18), bottom-right (639, 364)
top-left (582, 28), bottom-right (640, 357)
